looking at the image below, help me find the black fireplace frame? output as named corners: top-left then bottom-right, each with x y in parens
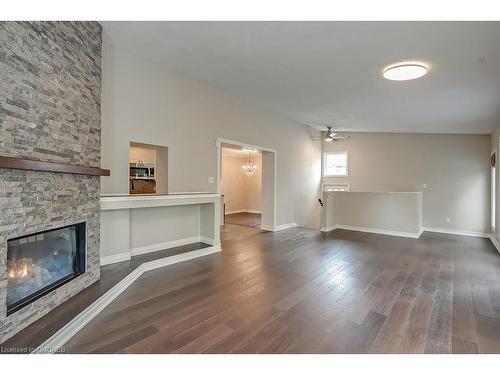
top-left (6, 222), bottom-right (86, 316)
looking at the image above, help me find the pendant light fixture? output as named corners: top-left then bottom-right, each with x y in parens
top-left (241, 150), bottom-right (257, 176)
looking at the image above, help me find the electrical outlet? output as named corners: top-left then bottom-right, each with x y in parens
top-left (445, 217), bottom-right (451, 223)
top-left (208, 176), bottom-right (215, 184)
top-left (422, 183), bottom-right (427, 189)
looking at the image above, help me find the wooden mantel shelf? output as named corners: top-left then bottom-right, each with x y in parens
top-left (0, 156), bottom-right (110, 176)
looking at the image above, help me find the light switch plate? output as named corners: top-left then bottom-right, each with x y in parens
top-left (208, 176), bottom-right (215, 184)
top-left (422, 183), bottom-right (427, 189)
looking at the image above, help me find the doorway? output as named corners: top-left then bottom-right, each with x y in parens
top-left (216, 138), bottom-right (276, 231)
top-left (221, 146), bottom-right (262, 228)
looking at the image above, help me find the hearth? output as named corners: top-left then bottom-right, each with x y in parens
top-left (6, 223), bottom-right (86, 315)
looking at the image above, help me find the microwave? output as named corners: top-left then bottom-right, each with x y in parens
top-left (130, 163), bottom-right (155, 179)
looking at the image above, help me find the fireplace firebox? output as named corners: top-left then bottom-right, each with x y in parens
top-left (6, 222), bottom-right (86, 315)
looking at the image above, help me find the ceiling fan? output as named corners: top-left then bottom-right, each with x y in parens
top-left (325, 126), bottom-right (351, 142)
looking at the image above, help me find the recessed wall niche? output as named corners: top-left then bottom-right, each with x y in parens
top-left (129, 142), bottom-right (168, 195)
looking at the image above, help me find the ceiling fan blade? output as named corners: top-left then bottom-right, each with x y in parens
top-left (331, 135), bottom-right (351, 139)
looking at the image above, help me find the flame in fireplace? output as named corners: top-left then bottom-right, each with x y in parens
top-left (20, 264), bottom-right (28, 277)
top-left (7, 259), bottom-right (32, 279)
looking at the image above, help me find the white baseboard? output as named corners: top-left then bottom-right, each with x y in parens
top-left (260, 223), bottom-right (297, 232)
top-left (130, 236), bottom-right (202, 257)
top-left (489, 235), bottom-right (500, 254)
top-left (225, 209), bottom-right (261, 215)
top-left (275, 223), bottom-right (298, 231)
top-left (423, 226), bottom-right (491, 238)
top-left (322, 224), bottom-right (422, 239)
top-left (320, 225), bottom-right (336, 232)
top-left (199, 236), bottom-right (216, 245)
top-left (101, 236), bottom-right (217, 265)
top-left (322, 224), bottom-right (496, 243)
top-left (260, 223), bottom-right (274, 231)
top-left (33, 245), bottom-right (222, 354)
top-left (100, 252), bottom-right (131, 266)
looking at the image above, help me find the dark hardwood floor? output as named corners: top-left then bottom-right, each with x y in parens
top-left (1, 242), bottom-right (209, 351)
top-left (225, 212), bottom-right (261, 228)
top-left (60, 224), bottom-right (500, 354)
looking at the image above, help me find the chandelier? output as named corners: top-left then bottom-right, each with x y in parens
top-left (241, 151), bottom-right (257, 176)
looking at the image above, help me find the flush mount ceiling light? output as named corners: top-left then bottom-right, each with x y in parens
top-left (382, 62), bottom-right (428, 81)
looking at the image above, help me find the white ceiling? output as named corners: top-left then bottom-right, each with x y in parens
top-left (102, 21), bottom-right (500, 134)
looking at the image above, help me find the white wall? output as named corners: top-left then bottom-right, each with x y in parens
top-left (322, 133), bottom-right (490, 233)
top-left (221, 153), bottom-right (262, 213)
top-left (101, 42), bottom-right (321, 228)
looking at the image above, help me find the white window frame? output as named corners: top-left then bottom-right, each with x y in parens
top-left (323, 151), bottom-right (349, 177)
top-left (322, 183), bottom-right (350, 192)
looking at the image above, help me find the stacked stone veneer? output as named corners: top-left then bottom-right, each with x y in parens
top-left (0, 22), bottom-right (102, 343)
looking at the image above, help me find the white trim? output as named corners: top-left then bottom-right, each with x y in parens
top-left (130, 236), bottom-right (202, 257)
top-left (199, 236), bottom-right (216, 246)
top-left (216, 137), bottom-right (276, 231)
top-left (489, 235), bottom-right (500, 254)
top-left (322, 224), bottom-right (423, 239)
top-left (222, 152), bottom-right (258, 159)
top-left (32, 245), bottom-right (222, 354)
top-left (100, 252), bottom-right (131, 266)
top-left (417, 227), bottom-right (425, 238)
top-left (322, 190), bottom-right (423, 194)
top-left (275, 223), bottom-right (298, 231)
top-left (260, 223), bottom-right (297, 232)
top-left (101, 236), bottom-right (216, 265)
top-left (323, 224), bottom-right (496, 242)
top-left (321, 183), bottom-right (350, 192)
top-left (100, 193), bottom-right (220, 211)
top-left (225, 209), bottom-right (262, 215)
top-left (260, 223), bottom-right (275, 231)
top-left (423, 226), bottom-right (491, 238)
top-left (141, 245), bottom-right (221, 272)
top-left (216, 137), bottom-right (276, 154)
top-left (320, 225), bottom-right (336, 232)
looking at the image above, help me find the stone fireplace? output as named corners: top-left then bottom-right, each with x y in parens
top-left (0, 21), bottom-right (103, 343)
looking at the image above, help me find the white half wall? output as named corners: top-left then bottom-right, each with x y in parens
top-left (322, 133), bottom-right (490, 234)
top-left (100, 41), bottom-right (321, 228)
top-left (322, 191), bottom-right (423, 237)
top-left (99, 194), bottom-right (220, 264)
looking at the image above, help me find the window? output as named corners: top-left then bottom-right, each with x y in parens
top-left (323, 151), bottom-right (348, 177)
top-left (323, 183), bottom-right (350, 192)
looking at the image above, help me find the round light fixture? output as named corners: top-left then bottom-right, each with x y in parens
top-left (383, 62), bottom-right (428, 81)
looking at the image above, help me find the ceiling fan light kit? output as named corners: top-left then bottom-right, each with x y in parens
top-left (325, 126), bottom-right (350, 142)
